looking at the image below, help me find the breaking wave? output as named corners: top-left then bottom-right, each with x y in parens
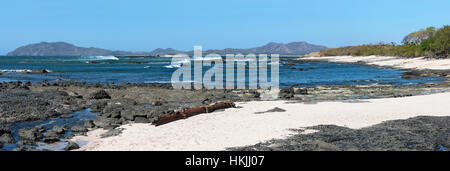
top-left (82, 55), bottom-right (119, 61)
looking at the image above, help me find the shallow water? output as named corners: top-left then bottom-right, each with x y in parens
top-left (3, 109), bottom-right (98, 151)
top-left (0, 56), bottom-right (445, 87)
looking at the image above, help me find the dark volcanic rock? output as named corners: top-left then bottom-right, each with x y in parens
top-left (135, 117), bottom-right (150, 123)
top-left (71, 125), bottom-right (88, 133)
top-left (89, 90), bottom-right (111, 99)
top-left (44, 130), bottom-right (61, 143)
top-left (152, 101), bottom-right (163, 106)
top-left (294, 88), bottom-right (308, 95)
top-left (230, 116), bottom-right (450, 151)
top-left (0, 87), bottom-right (87, 124)
top-left (0, 133), bottom-right (16, 144)
top-left (100, 129), bottom-right (123, 138)
top-left (279, 87), bottom-right (295, 99)
top-left (84, 120), bottom-right (95, 128)
top-left (94, 117), bottom-right (121, 128)
top-left (0, 125), bottom-right (11, 135)
top-left (64, 141), bottom-right (80, 151)
top-left (90, 100), bottom-right (108, 113)
top-left (18, 127), bottom-right (43, 143)
top-left (52, 125), bottom-right (68, 135)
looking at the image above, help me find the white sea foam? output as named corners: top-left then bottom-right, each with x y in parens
top-left (0, 69), bottom-right (33, 73)
top-left (83, 55), bottom-right (119, 61)
top-left (164, 64), bottom-right (182, 68)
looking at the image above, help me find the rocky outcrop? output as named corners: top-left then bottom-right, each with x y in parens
top-left (89, 90), bottom-right (111, 99)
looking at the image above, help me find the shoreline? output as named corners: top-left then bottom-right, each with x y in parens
top-left (2, 56), bottom-right (450, 151)
top-left (72, 92), bottom-right (450, 151)
top-left (300, 55), bottom-right (450, 72)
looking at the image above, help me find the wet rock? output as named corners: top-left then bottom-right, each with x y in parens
top-left (20, 69), bottom-right (50, 74)
top-left (0, 133), bottom-right (15, 144)
top-left (0, 88), bottom-right (88, 124)
top-left (71, 125), bottom-right (88, 133)
top-left (18, 128), bottom-right (43, 143)
top-left (52, 125), bottom-right (68, 135)
top-left (110, 110), bottom-right (122, 118)
top-left (0, 125), bottom-right (11, 135)
top-left (135, 117), bottom-right (150, 123)
top-left (12, 146), bottom-right (26, 151)
top-left (34, 126), bottom-right (45, 133)
top-left (402, 71), bottom-right (423, 80)
top-left (84, 120), bottom-right (95, 128)
top-left (294, 88), bottom-right (308, 95)
top-left (89, 90), bottom-right (111, 99)
top-left (64, 141), bottom-right (80, 151)
top-left (44, 130), bottom-right (61, 143)
top-left (279, 87), bottom-right (295, 99)
top-left (90, 100), bottom-right (108, 113)
top-left (120, 109), bottom-right (148, 121)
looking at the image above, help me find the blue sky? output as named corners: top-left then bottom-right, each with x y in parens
top-left (0, 0), bottom-right (449, 55)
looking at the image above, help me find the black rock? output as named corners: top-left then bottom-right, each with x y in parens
top-left (135, 117), bottom-right (150, 123)
top-left (279, 87), bottom-right (295, 99)
top-left (120, 110), bottom-right (135, 121)
top-left (12, 146), bottom-right (26, 151)
top-left (294, 88), bottom-right (308, 95)
top-left (52, 125), bottom-right (68, 135)
top-left (110, 110), bottom-right (122, 118)
top-left (100, 129), bottom-right (122, 138)
top-left (18, 128), bottom-right (43, 143)
top-left (94, 117), bottom-right (120, 128)
top-left (89, 90), bottom-right (111, 99)
top-left (0, 125), bottom-right (11, 135)
top-left (90, 100), bottom-right (108, 113)
top-left (71, 125), bottom-right (88, 133)
top-left (152, 101), bottom-right (163, 106)
top-left (84, 120), bottom-right (95, 128)
top-left (44, 130), bottom-right (61, 143)
top-left (64, 141), bottom-right (80, 151)
top-left (0, 133), bottom-right (16, 144)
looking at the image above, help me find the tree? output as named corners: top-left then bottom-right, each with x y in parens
top-left (402, 27), bottom-right (436, 45)
top-left (428, 25), bottom-right (450, 58)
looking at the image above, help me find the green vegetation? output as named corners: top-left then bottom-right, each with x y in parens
top-left (319, 25), bottom-right (449, 58)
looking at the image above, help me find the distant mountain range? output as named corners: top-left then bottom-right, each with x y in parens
top-left (7, 41), bottom-right (327, 56)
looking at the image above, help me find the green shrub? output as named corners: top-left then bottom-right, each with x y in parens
top-left (428, 25), bottom-right (449, 58)
top-left (319, 25), bottom-right (449, 58)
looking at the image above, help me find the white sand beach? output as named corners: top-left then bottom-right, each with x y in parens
top-left (72, 92), bottom-right (450, 151)
top-left (301, 56), bottom-right (450, 70)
